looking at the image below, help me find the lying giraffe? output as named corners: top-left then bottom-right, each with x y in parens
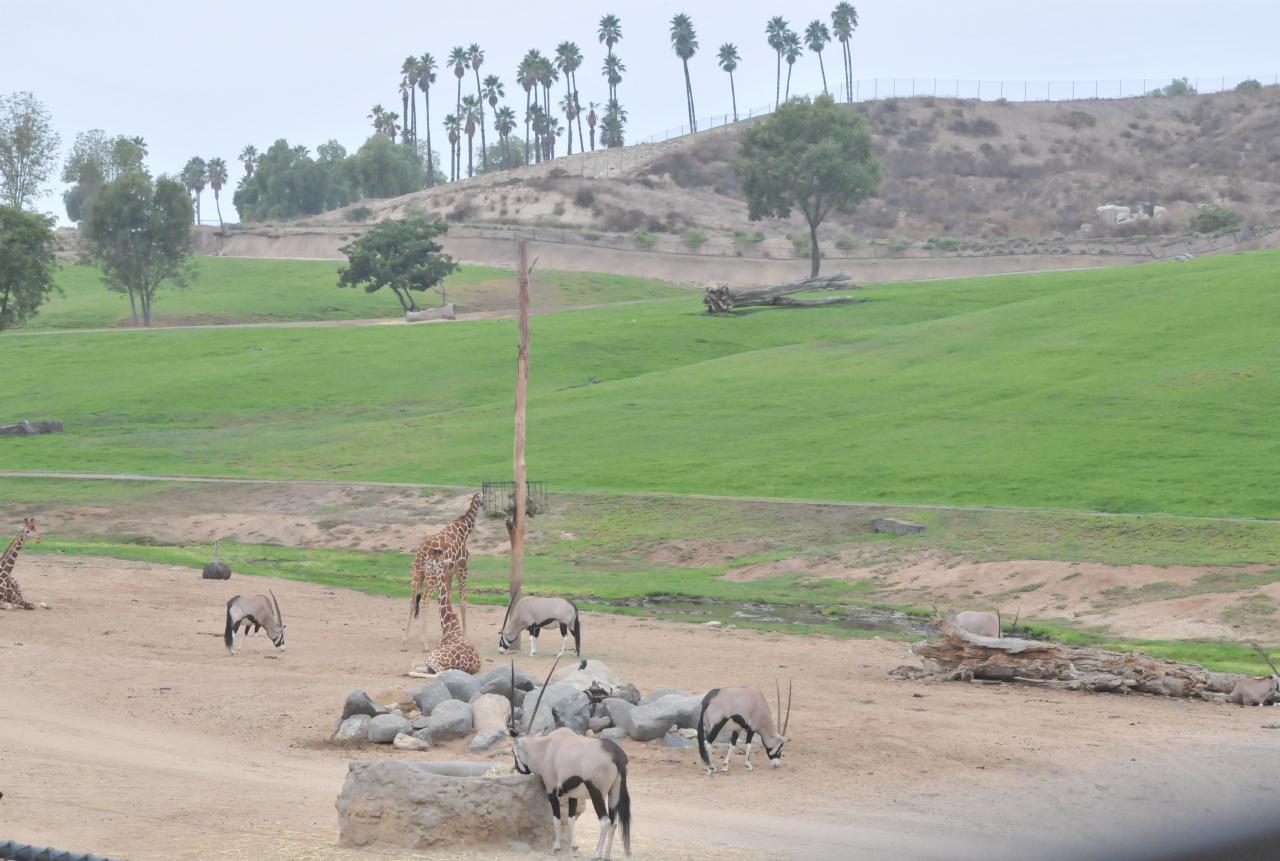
top-left (403, 492), bottom-right (482, 651)
top-left (0, 518), bottom-right (39, 610)
top-left (418, 586), bottom-right (481, 675)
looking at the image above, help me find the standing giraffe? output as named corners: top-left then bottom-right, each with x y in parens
top-left (0, 518), bottom-right (39, 610)
top-left (404, 492), bottom-right (482, 651)
top-left (417, 585), bottom-right (481, 675)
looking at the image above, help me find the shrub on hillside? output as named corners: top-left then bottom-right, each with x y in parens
top-left (348, 206), bottom-right (373, 223)
top-left (681, 230), bottom-right (708, 249)
top-left (631, 228), bottom-right (657, 249)
top-left (1190, 204), bottom-right (1242, 234)
top-left (835, 236), bottom-right (860, 250)
top-left (600, 206), bottom-right (645, 232)
top-left (1148, 77), bottom-right (1197, 97)
top-left (1053, 110), bottom-right (1097, 130)
top-left (733, 230), bottom-right (765, 246)
top-left (573, 186), bottom-right (596, 208)
top-left (949, 117), bottom-right (1001, 137)
top-left (1235, 79), bottom-right (1263, 93)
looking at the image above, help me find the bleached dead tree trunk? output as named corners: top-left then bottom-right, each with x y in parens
top-left (703, 273), bottom-right (861, 314)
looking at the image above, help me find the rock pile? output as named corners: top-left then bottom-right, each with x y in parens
top-left (333, 660), bottom-right (706, 752)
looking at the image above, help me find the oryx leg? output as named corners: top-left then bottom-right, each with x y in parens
top-left (567, 798), bottom-right (579, 851)
top-left (557, 622), bottom-right (570, 657)
top-left (705, 717), bottom-right (729, 776)
top-left (744, 729), bottom-right (756, 771)
top-left (547, 792), bottom-right (563, 852)
top-left (604, 780), bottom-right (622, 859)
top-left (528, 624), bottom-right (541, 656)
top-left (722, 729), bottom-right (740, 773)
top-left (585, 782), bottom-right (610, 861)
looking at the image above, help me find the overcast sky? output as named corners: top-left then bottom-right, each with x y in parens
top-left (8, 0), bottom-right (1279, 224)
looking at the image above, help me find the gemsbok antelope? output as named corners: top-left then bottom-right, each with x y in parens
top-left (498, 595), bottom-right (581, 657)
top-left (508, 659), bottom-right (632, 859)
top-left (696, 681), bottom-right (791, 776)
top-left (224, 591), bottom-right (286, 654)
top-left (1230, 642), bottom-right (1280, 707)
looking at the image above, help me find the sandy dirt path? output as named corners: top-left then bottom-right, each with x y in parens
top-left (1, 556), bottom-right (1277, 860)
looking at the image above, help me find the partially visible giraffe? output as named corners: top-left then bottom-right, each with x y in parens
top-left (403, 492), bottom-right (482, 651)
top-left (418, 585), bottom-right (480, 675)
top-left (0, 518), bottom-right (39, 610)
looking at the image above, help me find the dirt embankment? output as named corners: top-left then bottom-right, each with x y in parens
top-left (3, 555), bottom-right (1278, 861)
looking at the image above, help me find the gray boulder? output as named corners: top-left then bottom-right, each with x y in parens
top-left (368, 713), bottom-right (412, 744)
top-left (599, 727), bottom-right (628, 741)
top-left (663, 733), bottom-right (695, 749)
top-left (411, 681), bottom-right (454, 716)
top-left (393, 732), bottom-right (430, 751)
top-left (641, 687), bottom-right (689, 705)
top-left (412, 728), bottom-right (433, 744)
top-left (336, 761), bottom-right (552, 851)
top-left (613, 683), bottom-right (642, 705)
top-left (628, 694), bottom-right (701, 741)
top-left (477, 665), bottom-right (539, 699)
top-left (412, 715), bottom-right (431, 731)
top-left (342, 690), bottom-right (388, 722)
top-left (335, 714), bottom-right (371, 741)
top-left (602, 698), bottom-right (636, 735)
top-left (521, 683), bottom-right (581, 735)
top-left (470, 728), bottom-right (507, 752)
top-left (555, 659), bottom-right (625, 694)
top-left (551, 689), bottom-right (591, 734)
top-left (427, 699), bottom-right (474, 740)
top-left (588, 716), bottom-right (612, 734)
top-left (436, 669), bottom-right (481, 702)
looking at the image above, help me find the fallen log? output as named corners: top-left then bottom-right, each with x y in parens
top-left (901, 614), bottom-right (1244, 699)
top-left (703, 274), bottom-right (861, 314)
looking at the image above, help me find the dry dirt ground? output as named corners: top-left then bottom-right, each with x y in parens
top-left (2, 555), bottom-right (1279, 861)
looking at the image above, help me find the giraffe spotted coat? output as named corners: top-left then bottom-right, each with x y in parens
top-left (0, 518), bottom-right (38, 610)
top-left (404, 492), bottom-right (482, 650)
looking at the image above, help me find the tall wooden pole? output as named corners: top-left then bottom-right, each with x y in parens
top-left (510, 238), bottom-right (531, 603)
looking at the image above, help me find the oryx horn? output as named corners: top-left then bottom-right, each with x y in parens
top-left (782, 678), bottom-right (793, 737)
top-left (523, 655), bottom-right (561, 734)
top-left (269, 589), bottom-right (283, 626)
top-left (1251, 640), bottom-right (1279, 676)
top-left (507, 661), bottom-right (518, 735)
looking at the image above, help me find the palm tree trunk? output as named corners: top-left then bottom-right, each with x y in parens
top-left (775, 51), bottom-right (781, 106)
top-left (468, 134), bottom-right (474, 177)
top-left (845, 42), bottom-right (853, 102)
top-left (573, 73), bottom-right (585, 152)
top-left (786, 64), bottom-right (793, 100)
top-left (730, 72), bottom-right (738, 122)
top-left (564, 75), bottom-right (574, 156)
top-left (474, 69), bottom-right (488, 170)
top-left (818, 52), bottom-right (828, 94)
top-left (425, 89), bottom-right (434, 185)
top-left (524, 90), bottom-right (531, 165)
top-left (410, 92), bottom-right (417, 144)
top-left (682, 59), bottom-right (695, 132)
top-left (214, 191), bottom-right (224, 232)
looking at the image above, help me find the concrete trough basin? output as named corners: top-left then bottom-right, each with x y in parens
top-left (336, 760), bottom-right (552, 852)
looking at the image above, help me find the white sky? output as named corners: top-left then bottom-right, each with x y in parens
top-left (7, 0), bottom-right (1279, 224)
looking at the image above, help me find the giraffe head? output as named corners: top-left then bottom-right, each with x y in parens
top-left (20, 517), bottom-right (38, 543)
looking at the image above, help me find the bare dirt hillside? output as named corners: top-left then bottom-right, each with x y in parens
top-left (296, 87), bottom-right (1280, 244)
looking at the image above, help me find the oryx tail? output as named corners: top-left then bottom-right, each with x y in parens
top-left (696, 688), bottom-right (720, 771)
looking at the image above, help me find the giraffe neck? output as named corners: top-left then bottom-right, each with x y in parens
top-left (0, 532), bottom-right (25, 580)
top-left (455, 496), bottom-right (481, 538)
top-left (438, 591), bottom-right (462, 642)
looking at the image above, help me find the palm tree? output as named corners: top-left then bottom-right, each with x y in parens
top-left (598, 14), bottom-right (622, 99)
top-left (556, 41), bottom-right (586, 154)
top-left (448, 46), bottom-right (467, 118)
top-left (602, 55), bottom-right (625, 105)
top-left (526, 104), bottom-right (545, 163)
top-left (368, 104), bottom-right (387, 134)
top-left (238, 145), bottom-right (258, 177)
top-left (600, 99), bottom-right (627, 148)
top-left (783, 30), bottom-right (802, 100)
top-left (467, 44), bottom-right (488, 170)
top-left (545, 115), bottom-right (563, 160)
top-left (670, 14), bottom-right (699, 133)
top-left (384, 111), bottom-right (401, 143)
top-left (206, 157), bottom-right (228, 232)
top-left (832, 2), bottom-right (858, 102)
top-left (494, 105), bottom-right (517, 168)
top-left (766, 16), bottom-right (789, 106)
top-left (717, 44), bottom-right (741, 122)
top-left (559, 93), bottom-right (580, 155)
top-left (518, 51), bottom-right (543, 165)
top-left (536, 56), bottom-right (559, 154)
top-left (401, 56), bottom-right (420, 143)
top-left (181, 157), bottom-right (207, 225)
top-left (461, 95), bottom-right (479, 177)
top-left (444, 113), bottom-right (462, 180)
top-left (805, 20), bottom-right (832, 95)
top-left (587, 102), bottom-right (599, 150)
top-left (418, 53), bottom-right (438, 185)
top-left (398, 77), bottom-right (411, 142)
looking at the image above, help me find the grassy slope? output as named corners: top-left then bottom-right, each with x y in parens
top-left (21, 257), bottom-right (689, 329)
top-left (3, 250), bottom-right (1278, 517)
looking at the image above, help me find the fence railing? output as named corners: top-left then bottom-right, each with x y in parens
top-left (639, 74), bottom-right (1279, 144)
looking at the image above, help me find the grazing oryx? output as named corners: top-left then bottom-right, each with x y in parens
top-left (508, 659), bottom-right (632, 859)
top-left (224, 590), bottom-right (286, 654)
top-left (1231, 642), bottom-right (1280, 707)
top-left (498, 595), bottom-right (581, 657)
top-left (697, 681), bottom-right (791, 776)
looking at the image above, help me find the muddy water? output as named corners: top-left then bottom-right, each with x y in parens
top-left (591, 596), bottom-right (936, 636)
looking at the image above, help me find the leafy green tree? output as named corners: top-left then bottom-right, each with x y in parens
top-left (831, 3), bottom-right (858, 102)
top-left (766, 16), bottom-right (789, 105)
top-left (338, 218), bottom-right (458, 313)
top-left (232, 138), bottom-right (355, 222)
top-left (61, 130), bottom-right (148, 223)
top-left (206, 157), bottom-right (229, 232)
top-left (718, 44), bottom-right (741, 122)
top-left (84, 173), bottom-right (194, 326)
top-left (0, 205), bottom-right (59, 329)
top-left (181, 157), bottom-right (207, 225)
top-left (418, 53), bottom-right (438, 186)
top-left (670, 14), bottom-right (699, 132)
top-left (735, 94), bottom-right (880, 276)
top-left (805, 20), bottom-right (831, 94)
top-left (0, 92), bottom-right (60, 210)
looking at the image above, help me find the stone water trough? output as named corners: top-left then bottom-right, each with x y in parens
top-left (336, 760), bottom-right (552, 852)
